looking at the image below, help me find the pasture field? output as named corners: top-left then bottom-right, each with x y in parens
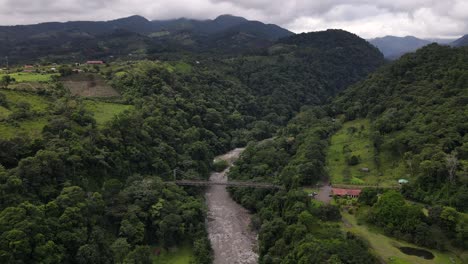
top-left (0, 118), bottom-right (48, 139)
top-left (1, 90), bottom-right (51, 113)
top-left (326, 119), bottom-right (405, 187)
top-left (0, 72), bottom-right (58, 83)
top-left (83, 100), bottom-right (133, 126)
top-left (151, 246), bottom-right (193, 264)
top-left (341, 212), bottom-right (463, 264)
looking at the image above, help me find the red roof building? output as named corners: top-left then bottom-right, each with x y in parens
top-left (86, 60), bottom-right (104, 65)
top-left (332, 188), bottom-right (361, 198)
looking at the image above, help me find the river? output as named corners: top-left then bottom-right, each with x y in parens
top-left (205, 148), bottom-right (259, 264)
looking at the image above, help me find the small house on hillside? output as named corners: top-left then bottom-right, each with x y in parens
top-left (332, 188), bottom-right (361, 198)
top-left (24, 65), bottom-right (35, 72)
top-left (86, 60), bottom-right (104, 65)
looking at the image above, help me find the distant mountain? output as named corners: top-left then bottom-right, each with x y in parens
top-left (0, 14), bottom-right (293, 63)
top-left (426, 38), bottom-right (456, 44)
top-left (369, 35), bottom-right (431, 59)
top-left (451, 34), bottom-right (468, 47)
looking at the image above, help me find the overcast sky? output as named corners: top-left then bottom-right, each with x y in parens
top-left (0, 0), bottom-right (466, 39)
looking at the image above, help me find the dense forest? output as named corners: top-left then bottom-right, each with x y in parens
top-left (0, 29), bottom-right (384, 263)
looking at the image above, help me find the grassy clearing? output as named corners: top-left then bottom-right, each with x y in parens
top-left (151, 246), bottom-right (193, 264)
top-left (174, 62), bottom-right (192, 74)
top-left (303, 187), bottom-right (319, 194)
top-left (1, 90), bottom-right (50, 113)
top-left (0, 118), bottom-right (47, 139)
top-left (0, 72), bottom-right (58, 83)
top-left (83, 100), bottom-right (133, 126)
top-left (0, 106), bottom-right (11, 119)
top-left (341, 212), bottom-right (462, 264)
top-left (8, 82), bottom-right (49, 91)
top-left (326, 119), bottom-right (405, 187)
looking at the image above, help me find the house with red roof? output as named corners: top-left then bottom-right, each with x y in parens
top-left (332, 188), bottom-right (361, 198)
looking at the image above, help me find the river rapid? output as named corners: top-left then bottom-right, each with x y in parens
top-left (205, 148), bottom-right (258, 264)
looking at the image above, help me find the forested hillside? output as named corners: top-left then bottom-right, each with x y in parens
top-left (229, 44), bottom-right (468, 263)
top-left (334, 44), bottom-right (468, 211)
top-left (0, 30), bottom-right (384, 263)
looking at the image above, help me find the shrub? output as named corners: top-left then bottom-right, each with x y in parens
top-left (212, 159), bottom-right (229, 172)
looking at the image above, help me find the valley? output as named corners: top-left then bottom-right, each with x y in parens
top-left (0, 10), bottom-right (466, 264)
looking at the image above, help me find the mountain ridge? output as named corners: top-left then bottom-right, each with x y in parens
top-left (0, 14), bottom-right (294, 63)
top-left (451, 34), bottom-right (468, 47)
top-left (368, 35), bottom-right (431, 59)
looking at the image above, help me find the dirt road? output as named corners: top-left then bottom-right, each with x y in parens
top-left (316, 183), bottom-right (332, 204)
top-left (205, 148), bottom-right (258, 264)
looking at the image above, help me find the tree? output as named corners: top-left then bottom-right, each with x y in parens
top-left (59, 66), bottom-right (73, 76)
top-left (76, 244), bottom-right (101, 264)
top-left (119, 214), bottom-right (145, 244)
top-left (33, 240), bottom-right (64, 264)
top-left (0, 229), bottom-right (31, 262)
top-left (439, 207), bottom-right (459, 232)
top-left (317, 204), bottom-right (341, 221)
top-left (123, 246), bottom-right (151, 264)
top-left (111, 238), bottom-right (130, 264)
top-left (192, 237), bottom-right (212, 264)
top-left (347, 155), bottom-right (360, 166)
top-left (0, 75), bottom-right (15, 88)
top-left (358, 188), bottom-right (380, 206)
top-left (446, 151), bottom-right (459, 184)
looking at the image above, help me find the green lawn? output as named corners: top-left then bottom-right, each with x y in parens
top-left (1, 90), bottom-right (51, 113)
top-left (152, 246), bottom-right (193, 264)
top-left (83, 100), bottom-right (133, 126)
top-left (326, 119), bottom-right (405, 187)
top-left (341, 212), bottom-right (463, 264)
top-left (0, 72), bottom-right (58, 83)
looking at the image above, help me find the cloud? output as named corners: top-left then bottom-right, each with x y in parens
top-left (0, 0), bottom-right (466, 38)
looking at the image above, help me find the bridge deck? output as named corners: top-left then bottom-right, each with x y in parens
top-left (172, 180), bottom-right (284, 189)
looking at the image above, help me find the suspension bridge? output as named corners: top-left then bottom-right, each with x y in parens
top-left (172, 180), bottom-right (284, 189)
top-left (167, 169), bottom-right (283, 189)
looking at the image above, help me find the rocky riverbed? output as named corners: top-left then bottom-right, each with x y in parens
top-left (205, 148), bottom-right (258, 264)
